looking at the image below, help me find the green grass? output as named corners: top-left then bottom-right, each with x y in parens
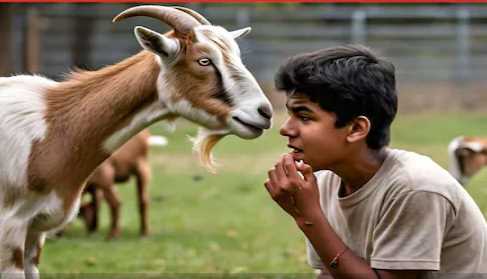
top-left (41, 112), bottom-right (487, 276)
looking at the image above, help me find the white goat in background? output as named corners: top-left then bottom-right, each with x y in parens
top-left (448, 136), bottom-right (487, 186)
top-left (0, 5), bottom-right (272, 279)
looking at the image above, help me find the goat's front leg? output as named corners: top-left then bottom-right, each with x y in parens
top-left (0, 220), bottom-right (28, 279)
top-left (101, 186), bottom-right (121, 240)
top-left (24, 231), bottom-right (45, 279)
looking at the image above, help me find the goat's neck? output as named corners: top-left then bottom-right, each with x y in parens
top-left (41, 51), bottom-right (172, 185)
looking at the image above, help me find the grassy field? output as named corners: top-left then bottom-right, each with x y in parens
top-left (41, 112), bottom-right (487, 276)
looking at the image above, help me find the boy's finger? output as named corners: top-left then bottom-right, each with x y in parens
top-left (274, 156), bottom-right (287, 179)
top-left (264, 179), bottom-right (275, 195)
top-left (296, 162), bottom-right (314, 182)
top-left (267, 167), bottom-right (279, 184)
top-left (283, 154), bottom-right (300, 180)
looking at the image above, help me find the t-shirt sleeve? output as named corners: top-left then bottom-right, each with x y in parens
top-left (371, 190), bottom-right (454, 270)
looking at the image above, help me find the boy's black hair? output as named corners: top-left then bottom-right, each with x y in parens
top-left (275, 45), bottom-right (397, 149)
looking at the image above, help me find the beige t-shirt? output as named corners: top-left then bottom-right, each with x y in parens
top-left (307, 148), bottom-right (487, 277)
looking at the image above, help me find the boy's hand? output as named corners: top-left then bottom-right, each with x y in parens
top-left (264, 154), bottom-right (321, 223)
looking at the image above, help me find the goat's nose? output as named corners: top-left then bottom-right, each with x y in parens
top-left (257, 104), bottom-right (272, 120)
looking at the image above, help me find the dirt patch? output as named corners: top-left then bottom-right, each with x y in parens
top-left (397, 80), bottom-right (487, 114)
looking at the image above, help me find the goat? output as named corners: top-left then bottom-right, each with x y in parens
top-left (76, 129), bottom-right (166, 240)
top-left (0, 5), bottom-right (272, 279)
top-left (448, 136), bottom-right (487, 186)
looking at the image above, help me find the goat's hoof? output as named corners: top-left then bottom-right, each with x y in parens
top-left (106, 230), bottom-right (120, 240)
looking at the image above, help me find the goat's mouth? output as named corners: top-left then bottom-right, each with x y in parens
top-left (231, 116), bottom-right (264, 139)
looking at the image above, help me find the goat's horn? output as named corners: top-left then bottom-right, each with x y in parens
top-left (173, 6), bottom-right (211, 25)
top-left (113, 5), bottom-right (201, 35)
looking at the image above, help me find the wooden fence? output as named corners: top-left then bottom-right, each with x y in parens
top-left (3, 3), bottom-right (487, 86)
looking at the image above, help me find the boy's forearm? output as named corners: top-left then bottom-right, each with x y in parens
top-left (296, 212), bottom-right (377, 279)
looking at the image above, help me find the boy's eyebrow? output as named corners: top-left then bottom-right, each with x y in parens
top-left (285, 103), bottom-right (313, 113)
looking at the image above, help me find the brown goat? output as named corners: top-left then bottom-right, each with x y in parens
top-left (78, 129), bottom-right (166, 239)
top-left (0, 6), bottom-right (272, 278)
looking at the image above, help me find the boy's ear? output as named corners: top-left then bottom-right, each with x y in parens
top-left (346, 116), bottom-right (370, 144)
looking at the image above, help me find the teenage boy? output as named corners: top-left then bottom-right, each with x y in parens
top-left (264, 45), bottom-right (487, 279)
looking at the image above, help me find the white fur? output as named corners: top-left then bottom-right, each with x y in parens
top-left (193, 26), bottom-right (273, 137)
top-left (0, 76), bottom-right (52, 206)
top-left (173, 99), bottom-right (225, 130)
top-left (448, 136), bottom-right (464, 184)
top-left (103, 101), bottom-right (169, 153)
top-left (0, 76), bottom-right (83, 279)
top-left (448, 136), bottom-right (486, 186)
top-left (148, 136), bottom-right (168, 146)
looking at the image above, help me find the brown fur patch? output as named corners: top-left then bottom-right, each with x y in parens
top-left (12, 247), bottom-right (23, 269)
top-left (33, 244), bottom-right (42, 265)
top-left (456, 137), bottom-right (487, 178)
top-left (463, 137), bottom-right (487, 150)
top-left (166, 41), bottom-right (232, 122)
top-left (27, 51), bottom-right (160, 218)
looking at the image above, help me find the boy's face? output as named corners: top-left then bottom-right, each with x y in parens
top-left (280, 93), bottom-right (350, 171)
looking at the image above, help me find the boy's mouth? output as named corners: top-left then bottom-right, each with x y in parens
top-left (288, 144), bottom-right (303, 153)
top-left (288, 144), bottom-right (304, 160)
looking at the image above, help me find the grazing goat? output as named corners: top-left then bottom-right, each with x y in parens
top-left (77, 129), bottom-right (166, 240)
top-left (448, 136), bottom-right (487, 186)
top-left (0, 5), bottom-right (272, 279)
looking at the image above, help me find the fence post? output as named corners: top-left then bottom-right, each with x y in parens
top-left (71, 4), bottom-right (94, 69)
top-left (0, 5), bottom-right (13, 76)
top-left (351, 10), bottom-right (367, 44)
top-left (456, 9), bottom-right (471, 82)
top-left (24, 7), bottom-right (41, 73)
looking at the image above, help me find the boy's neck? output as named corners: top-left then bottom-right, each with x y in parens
top-left (337, 147), bottom-right (388, 197)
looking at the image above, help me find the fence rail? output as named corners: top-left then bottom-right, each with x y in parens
top-left (3, 3), bottom-right (487, 85)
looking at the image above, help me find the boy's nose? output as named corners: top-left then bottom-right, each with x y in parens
top-left (279, 118), bottom-right (295, 137)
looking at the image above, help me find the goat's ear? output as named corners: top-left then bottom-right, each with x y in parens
top-left (134, 26), bottom-right (180, 59)
top-left (230, 27), bottom-right (251, 40)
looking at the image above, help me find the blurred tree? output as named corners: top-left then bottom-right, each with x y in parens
top-left (0, 5), bottom-right (13, 76)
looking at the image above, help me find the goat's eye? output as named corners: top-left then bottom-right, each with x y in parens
top-left (197, 58), bottom-right (211, 66)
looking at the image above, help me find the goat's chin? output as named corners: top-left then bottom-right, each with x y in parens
top-left (191, 128), bottom-right (228, 173)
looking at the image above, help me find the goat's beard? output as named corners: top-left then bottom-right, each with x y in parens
top-left (191, 128), bottom-right (228, 173)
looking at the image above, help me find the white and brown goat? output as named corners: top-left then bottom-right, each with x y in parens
top-left (0, 5), bottom-right (272, 279)
top-left (448, 136), bottom-right (487, 186)
top-left (77, 129), bottom-right (166, 240)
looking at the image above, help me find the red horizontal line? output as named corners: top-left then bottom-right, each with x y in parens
top-left (2, 0), bottom-right (487, 2)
